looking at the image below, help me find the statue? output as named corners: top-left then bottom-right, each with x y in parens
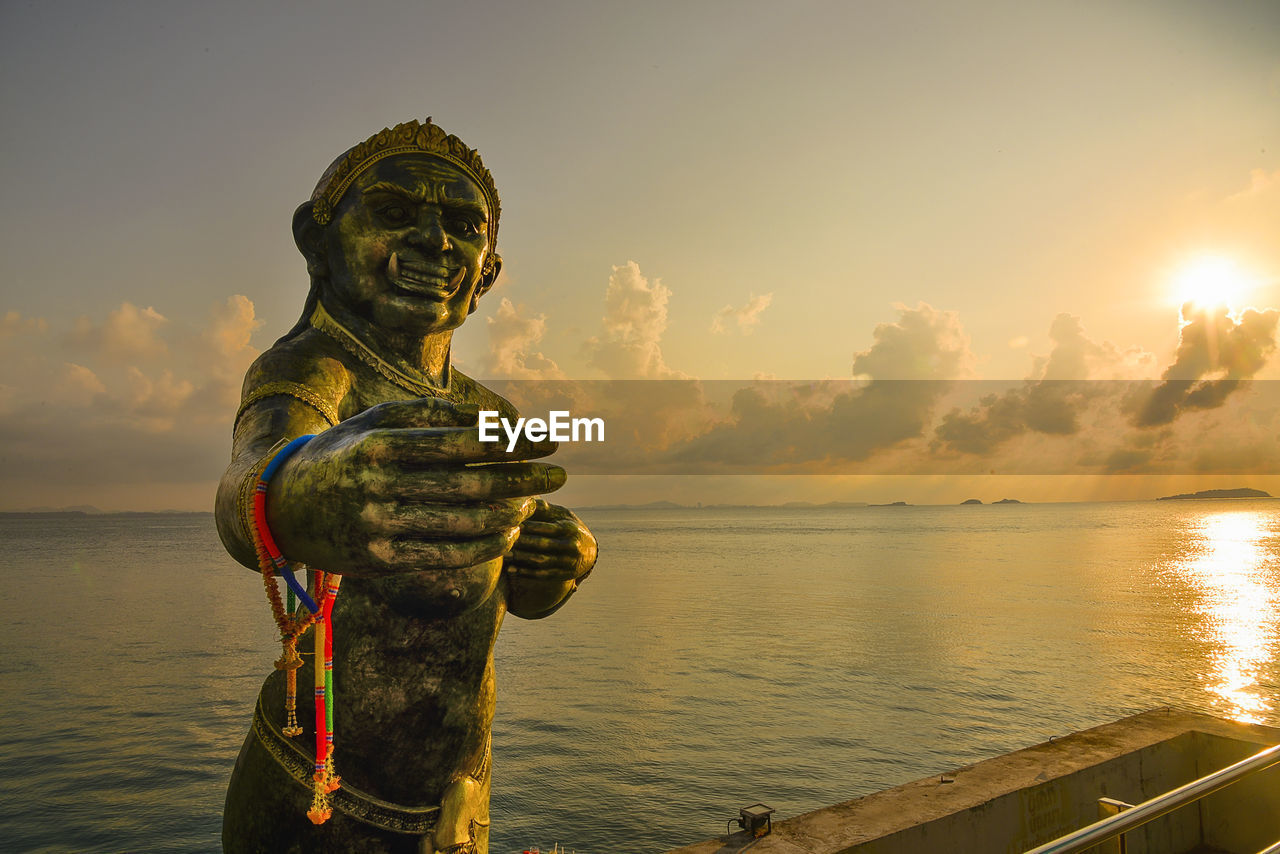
top-left (215, 119), bottom-right (598, 854)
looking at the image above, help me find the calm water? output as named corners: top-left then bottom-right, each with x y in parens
top-left (1, 501), bottom-right (1278, 852)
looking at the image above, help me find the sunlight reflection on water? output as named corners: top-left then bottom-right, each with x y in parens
top-left (1172, 509), bottom-right (1280, 723)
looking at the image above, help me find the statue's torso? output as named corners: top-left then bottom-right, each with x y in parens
top-left (226, 321), bottom-right (518, 850)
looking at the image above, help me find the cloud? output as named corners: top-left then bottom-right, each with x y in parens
top-left (923, 303), bottom-right (1279, 473)
top-left (710, 292), bottom-right (773, 335)
top-left (123, 367), bottom-right (197, 431)
top-left (662, 303), bottom-right (974, 469)
top-left (482, 297), bottom-right (564, 379)
top-left (0, 296), bottom-right (265, 498)
top-left (1228, 167), bottom-right (1280, 202)
top-left (488, 263), bottom-right (707, 464)
top-left (199, 294), bottom-right (264, 408)
top-left (584, 261), bottom-right (684, 379)
top-left (205, 294), bottom-right (261, 362)
top-left (933, 314), bottom-right (1154, 457)
top-left (0, 310), bottom-right (48, 339)
top-left (835, 302), bottom-right (974, 457)
top-left (1130, 304), bottom-right (1280, 427)
top-left (6, 281), bottom-right (1280, 503)
top-left (58, 363), bottom-right (107, 402)
top-left (70, 302), bottom-right (170, 362)
top-left (1035, 314), bottom-right (1157, 381)
top-left (851, 302), bottom-right (973, 381)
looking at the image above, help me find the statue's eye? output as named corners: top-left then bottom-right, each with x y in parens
top-left (377, 204), bottom-right (412, 226)
top-left (447, 216), bottom-right (479, 236)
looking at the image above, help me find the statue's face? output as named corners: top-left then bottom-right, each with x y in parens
top-left (321, 154), bottom-right (493, 336)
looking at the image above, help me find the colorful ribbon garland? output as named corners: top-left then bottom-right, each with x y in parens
top-left (247, 434), bottom-right (343, 825)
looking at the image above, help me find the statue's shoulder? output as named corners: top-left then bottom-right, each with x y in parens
top-left (449, 370), bottom-right (520, 419)
top-left (238, 328), bottom-right (352, 428)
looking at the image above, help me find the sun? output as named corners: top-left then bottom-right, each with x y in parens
top-left (1169, 255), bottom-right (1255, 311)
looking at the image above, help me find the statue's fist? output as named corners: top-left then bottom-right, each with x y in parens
top-left (505, 499), bottom-right (597, 618)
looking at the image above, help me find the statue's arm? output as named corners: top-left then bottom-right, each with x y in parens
top-left (216, 355), bottom-right (569, 579)
top-left (214, 344), bottom-right (347, 571)
top-left (215, 348), bottom-right (345, 570)
top-left (215, 395), bottom-right (337, 571)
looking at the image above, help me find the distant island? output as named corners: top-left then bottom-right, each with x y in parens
top-left (1157, 488), bottom-right (1272, 501)
top-left (577, 500), bottom-right (870, 511)
top-left (582, 500), bottom-right (684, 511)
top-left (992, 498), bottom-right (1023, 504)
top-left (869, 501), bottom-right (910, 507)
top-left (961, 499), bottom-right (983, 505)
top-left (12, 504), bottom-right (105, 514)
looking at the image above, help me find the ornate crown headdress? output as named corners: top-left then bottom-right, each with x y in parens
top-left (309, 118), bottom-right (501, 250)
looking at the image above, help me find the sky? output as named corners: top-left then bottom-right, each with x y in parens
top-left (1, 0), bottom-right (1278, 510)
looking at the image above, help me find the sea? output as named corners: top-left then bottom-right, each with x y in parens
top-left (1, 499), bottom-right (1278, 853)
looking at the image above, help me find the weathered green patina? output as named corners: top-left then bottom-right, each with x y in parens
top-left (215, 119), bottom-right (597, 854)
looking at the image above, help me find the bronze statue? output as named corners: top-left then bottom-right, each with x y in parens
top-left (215, 119), bottom-right (597, 854)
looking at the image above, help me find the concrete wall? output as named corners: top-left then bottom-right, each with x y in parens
top-left (824, 733), bottom-right (1206, 854)
top-left (668, 709), bottom-right (1280, 854)
top-left (1196, 731), bottom-right (1280, 854)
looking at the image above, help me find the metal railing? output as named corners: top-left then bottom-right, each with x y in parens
top-left (1022, 742), bottom-right (1280, 854)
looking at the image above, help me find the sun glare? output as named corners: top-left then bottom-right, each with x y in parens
top-left (1175, 510), bottom-right (1279, 724)
top-left (1169, 256), bottom-right (1255, 311)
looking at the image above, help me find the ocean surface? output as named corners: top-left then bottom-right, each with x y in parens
top-left (1, 500), bottom-right (1278, 853)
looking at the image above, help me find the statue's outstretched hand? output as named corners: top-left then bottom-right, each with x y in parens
top-left (505, 499), bottom-right (597, 619)
top-left (264, 398), bottom-right (563, 576)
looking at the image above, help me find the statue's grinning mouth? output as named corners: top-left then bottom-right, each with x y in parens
top-left (386, 251), bottom-right (465, 297)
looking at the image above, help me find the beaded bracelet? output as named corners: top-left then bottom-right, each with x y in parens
top-left (246, 434), bottom-right (343, 824)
